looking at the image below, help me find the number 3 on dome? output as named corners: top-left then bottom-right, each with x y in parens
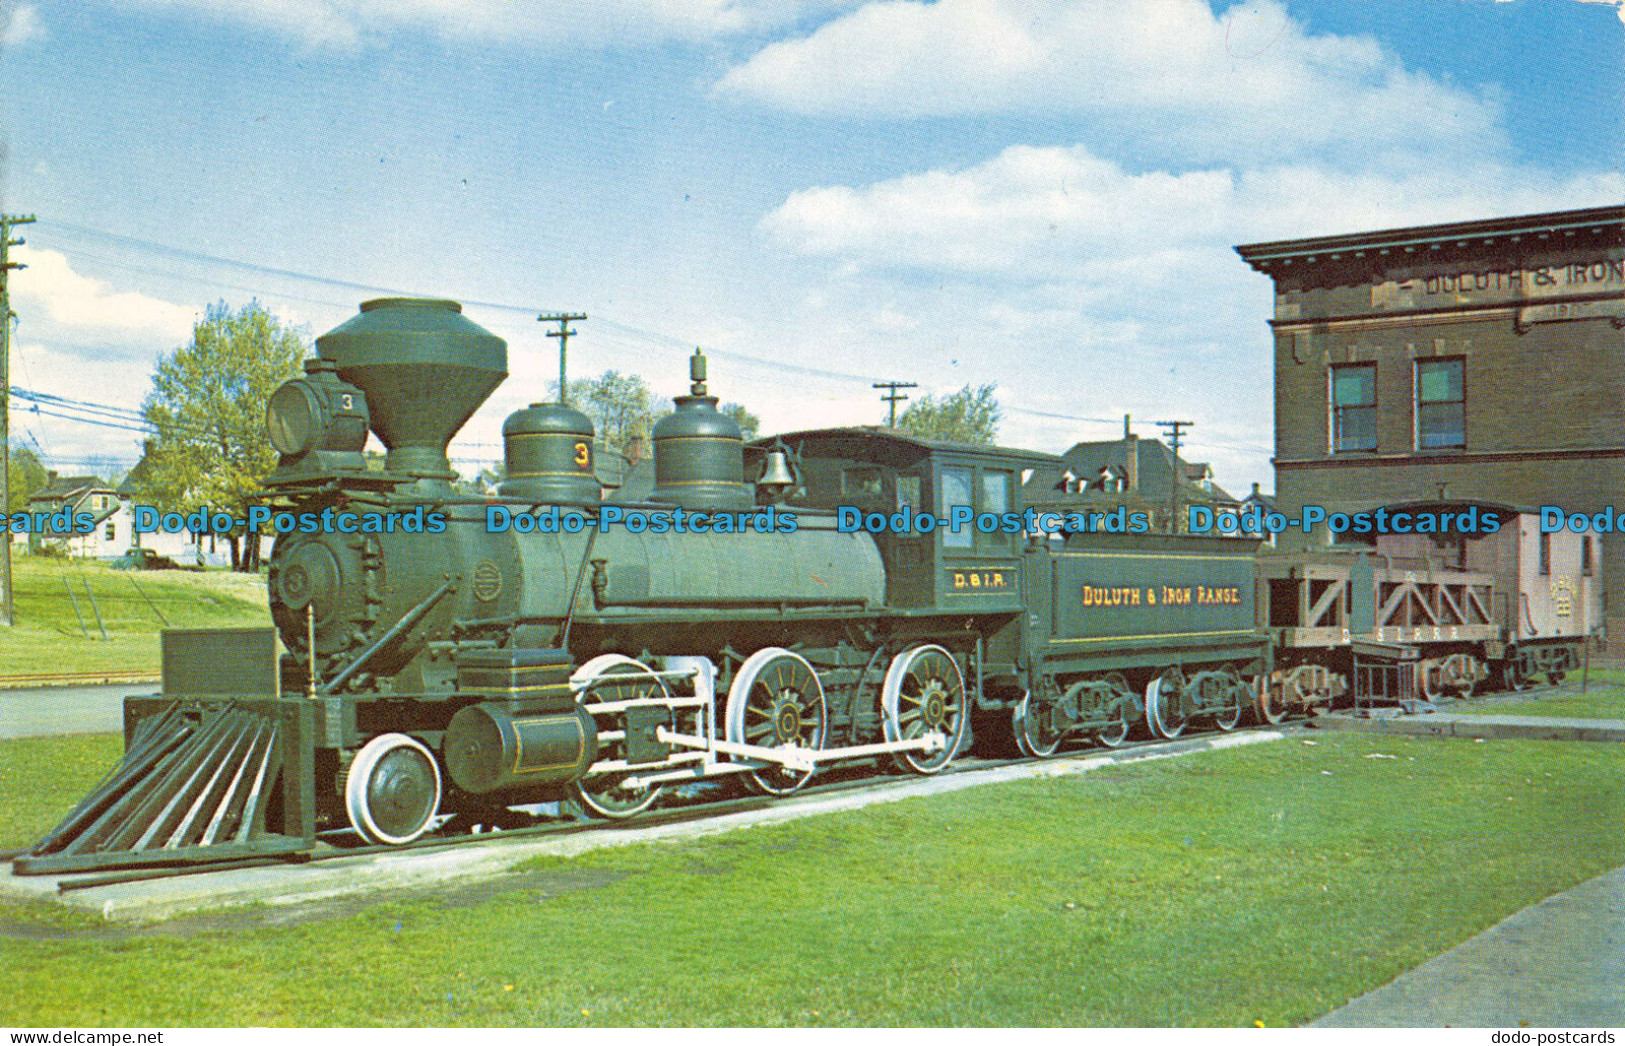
top-left (574, 441), bottom-right (590, 468)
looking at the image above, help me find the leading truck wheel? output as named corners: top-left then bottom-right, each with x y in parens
top-left (571, 655), bottom-right (668, 820)
top-left (346, 733), bottom-right (442, 845)
top-left (882, 645), bottom-right (968, 774)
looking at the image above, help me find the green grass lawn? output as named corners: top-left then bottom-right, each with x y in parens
top-left (0, 733), bottom-right (122, 850)
top-left (1459, 666), bottom-right (1625, 719)
top-left (2, 732), bottom-right (1621, 1027)
top-left (0, 557), bottom-right (269, 676)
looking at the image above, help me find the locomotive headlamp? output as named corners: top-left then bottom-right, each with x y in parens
top-left (264, 358), bottom-right (371, 481)
top-left (267, 381), bottom-right (320, 456)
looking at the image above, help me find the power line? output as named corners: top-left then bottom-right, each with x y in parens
top-left (872, 381), bottom-right (917, 427)
top-left (1, 212), bottom-right (36, 627)
top-left (540, 313), bottom-right (587, 405)
top-left (33, 219), bottom-right (1176, 431)
top-left (1155, 419), bottom-right (1194, 535)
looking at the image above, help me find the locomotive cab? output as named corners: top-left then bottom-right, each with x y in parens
top-left (764, 427), bottom-right (1055, 612)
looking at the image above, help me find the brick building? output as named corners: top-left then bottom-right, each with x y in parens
top-left (1235, 205), bottom-right (1625, 645)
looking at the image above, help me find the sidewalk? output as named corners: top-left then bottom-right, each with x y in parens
top-left (1315, 710), bottom-right (1625, 743)
top-left (1315, 864), bottom-right (1625, 1026)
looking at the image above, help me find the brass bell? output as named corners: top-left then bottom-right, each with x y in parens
top-left (757, 449), bottom-right (796, 494)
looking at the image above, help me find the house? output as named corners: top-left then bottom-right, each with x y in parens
top-left (24, 472), bottom-right (127, 558)
top-left (1238, 482), bottom-right (1278, 544)
top-left (114, 443), bottom-right (223, 564)
top-left (1023, 418), bottom-right (1242, 533)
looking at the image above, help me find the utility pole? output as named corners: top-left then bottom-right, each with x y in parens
top-left (1155, 419), bottom-right (1193, 535)
top-left (873, 381), bottom-right (918, 428)
top-left (539, 313), bottom-right (587, 405)
top-left (0, 214), bottom-right (34, 628)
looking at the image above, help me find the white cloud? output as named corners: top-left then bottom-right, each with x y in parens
top-left (12, 247), bottom-right (197, 343)
top-left (752, 144), bottom-right (1624, 487)
top-left (762, 144), bottom-right (1625, 282)
top-left (117, 0), bottom-right (857, 49)
top-left (2, 3), bottom-right (45, 46)
top-left (717, 0), bottom-right (1505, 163)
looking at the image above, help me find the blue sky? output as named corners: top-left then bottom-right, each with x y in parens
top-left (2, 0), bottom-right (1621, 491)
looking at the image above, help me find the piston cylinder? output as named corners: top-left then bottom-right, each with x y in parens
top-left (443, 703), bottom-right (598, 795)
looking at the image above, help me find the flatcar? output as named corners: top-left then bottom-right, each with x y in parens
top-left (11, 298), bottom-right (1589, 876)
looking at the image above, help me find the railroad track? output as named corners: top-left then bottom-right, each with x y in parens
top-left (0, 671), bottom-right (159, 690)
top-left (38, 719), bottom-right (1304, 894)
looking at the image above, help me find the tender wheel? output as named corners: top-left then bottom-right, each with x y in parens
top-left (1145, 669), bottom-right (1186, 740)
top-left (1011, 700), bottom-right (1035, 758)
top-left (1015, 691), bottom-right (1063, 759)
top-left (346, 732), bottom-right (442, 845)
top-left (1213, 670), bottom-right (1245, 732)
top-left (1548, 671), bottom-right (1566, 687)
top-left (1420, 663), bottom-right (1447, 703)
top-left (1254, 674), bottom-right (1287, 725)
top-left (1502, 658), bottom-right (1530, 693)
top-left (571, 654), bottom-right (668, 819)
top-left (726, 648), bottom-right (828, 796)
top-left (1095, 673), bottom-right (1133, 748)
top-left (882, 644), bottom-right (968, 774)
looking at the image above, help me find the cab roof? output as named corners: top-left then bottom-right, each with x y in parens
top-left (760, 426), bottom-right (1061, 467)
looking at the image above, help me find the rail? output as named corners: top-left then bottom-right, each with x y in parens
top-left (0, 671), bottom-right (160, 689)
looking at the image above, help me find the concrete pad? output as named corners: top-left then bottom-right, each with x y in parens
top-left (0, 684), bottom-right (153, 739)
top-left (0, 729), bottom-right (1286, 923)
top-left (1315, 712), bottom-right (1625, 743)
top-left (1316, 864), bottom-right (1625, 1027)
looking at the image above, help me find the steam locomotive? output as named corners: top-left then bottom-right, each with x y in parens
top-left (13, 298), bottom-right (1594, 876)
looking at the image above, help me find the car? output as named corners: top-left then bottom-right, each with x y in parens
top-left (109, 547), bottom-right (184, 571)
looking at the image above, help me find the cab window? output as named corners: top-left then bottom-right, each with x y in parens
top-left (842, 466), bottom-right (884, 499)
top-left (940, 466), bottom-right (973, 549)
top-left (980, 471), bottom-right (1011, 551)
top-left (896, 474), bottom-right (921, 513)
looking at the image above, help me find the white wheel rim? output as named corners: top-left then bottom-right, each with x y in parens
top-left (724, 647), bottom-right (826, 794)
top-left (1017, 692), bottom-right (1059, 758)
top-left (1146, 675), bottom-right (1185, 739)
top-left (1011, 699), bottom-right (1033, 758)
top-left (1215, 672), bottom-right (1242, 730)
top-left (346, 732), bottom-right (441, 845)
top-left (881, 644), bottom-right (967, 773)
top-left (573, 656), bottom-right (667, 818)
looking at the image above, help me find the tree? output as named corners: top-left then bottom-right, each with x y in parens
top-left (556, 371), bottom-right (761, 453)
top-left (721, 402), bottom-right (760, 441)
top-left (6, 444), bottom-right (46, 511)
top-left (897, 383), bottom-right (1001, 445)
top-left (559, 371), bottom-right (671, 456)
top-left (140, 301), bottom-right (307, 570)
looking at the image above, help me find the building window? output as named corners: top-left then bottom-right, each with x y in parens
top-left (1415, 358), bottom-right (1465, 450)
top-left (105, 522), bottom-right (116, 542)
top-left (1582, 535), bottom-right (1593, 576)
top-left (1539, 532), bottom-right (1551, 575)
top-left (940, 466), bottom-right (973, 549)
top-left (1329, 364), bottom-right (1377, 452)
